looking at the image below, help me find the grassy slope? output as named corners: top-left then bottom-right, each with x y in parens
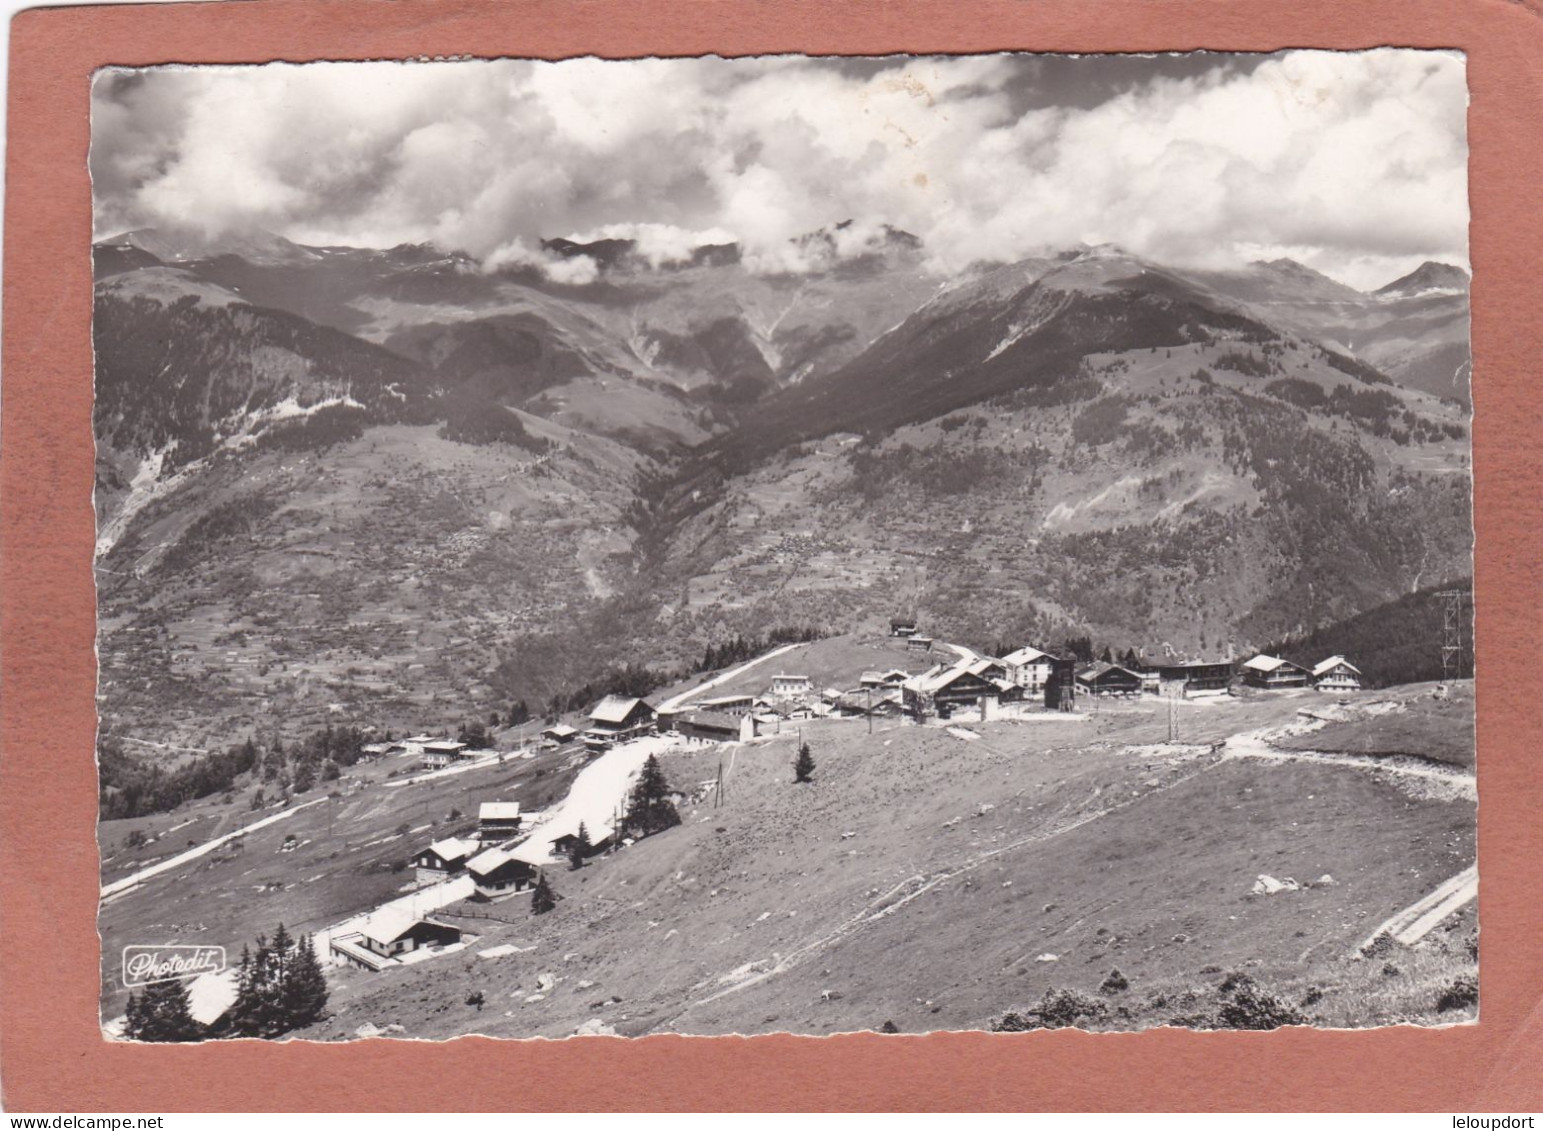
top-left (97, 738), bottom-right (587, 1022)
top-left (294, 687), bottom-right (1474, 1040)
top-left (1277, 683), bottom-right (1475, 768)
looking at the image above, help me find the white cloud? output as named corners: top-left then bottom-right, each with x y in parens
top-left (91, 50), bottom-right (1468, 288)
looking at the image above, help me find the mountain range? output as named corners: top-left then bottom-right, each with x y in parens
top-left (91, 225), bottom-right (1473, 749)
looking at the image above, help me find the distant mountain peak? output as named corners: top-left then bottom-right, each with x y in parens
top-left (1375, 261), bottom-right (1470, 297)
top-left (96, 226), bottom-right (316, 267)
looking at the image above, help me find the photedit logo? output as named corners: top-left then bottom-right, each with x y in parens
top-left (122, 944), bottom-right (226, 987)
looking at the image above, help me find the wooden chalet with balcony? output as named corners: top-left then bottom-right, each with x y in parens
top-left (582, 695), bottom-right (658, 752)
top-left (1241, 654), bottom-right (1311, 689)
top-left (1312, 656), bottom-right (1363, 693)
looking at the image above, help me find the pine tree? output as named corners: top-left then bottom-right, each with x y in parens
top-left (225, 924), bottom-right (328, 1038)
top-left (568, 821), bottom-right (592, 870)
top-left (623, 754), bottom-right (681, 838)
top-left (531, 871), bottom-right (556, 915)
top-left (125, 976), bottom-right (204, 1042)
top-left (280, 933), bottom-right (329, 1030)
top-left (794, 741), bottom-right (816, 784)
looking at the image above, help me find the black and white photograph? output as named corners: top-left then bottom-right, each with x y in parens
top-left (91, 50), bottom-right (1475, 1042)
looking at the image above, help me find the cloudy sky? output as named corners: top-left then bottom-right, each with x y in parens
top-left (91, 49), bottom-right (1468, 289)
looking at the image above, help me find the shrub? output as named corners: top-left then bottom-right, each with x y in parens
top-left (1216, 983), bottom-right (1306, 1030)
top-left (992, 987), bottom-right (1109, 1032)
top-left (1099, 968), bottom-right (1129, 995)
top-left (1436, 975), bottom-right (1478, 1013)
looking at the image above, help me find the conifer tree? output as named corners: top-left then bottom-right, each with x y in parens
top-left (623, 754), bottom-right (680, 838)
top-left (794, 741), bottom-right (816, 784)
top-left (531, 871), bottom-right (556, 915)
top-left (280, 933), bottom-right (330, 1030)
top-left (124, 977), bottom-right (204, 1042)
top-left (568, 821), bottom-right (592, 870)
top-left (225, 923), bottom-right (324, 1038)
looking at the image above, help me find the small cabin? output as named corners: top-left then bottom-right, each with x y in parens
top-left (412, 836), bottom-right (472, 885)
top-left (540, 724), bottom-right (579, 747)
top-left (889, 617), bottom-right (918, 638)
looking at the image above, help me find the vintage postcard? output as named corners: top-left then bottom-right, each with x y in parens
top-left (90, 50), bottom-right (1475, 1043)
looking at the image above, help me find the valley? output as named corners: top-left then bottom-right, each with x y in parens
top-left (91, 228), bottom-right (1477, 1039)
top-left (91, 230), bottom-right (1472, 755)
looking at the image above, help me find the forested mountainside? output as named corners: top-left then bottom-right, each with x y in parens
top-left (92, 229), bottom-right (1472, 750)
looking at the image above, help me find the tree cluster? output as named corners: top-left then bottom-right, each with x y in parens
top-left (221, 923), bottom-right (330, 1039)
top-left (122, 922), bottom-right (328, 1043)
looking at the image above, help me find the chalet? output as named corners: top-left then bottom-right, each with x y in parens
top-left (540, 724), bottom-right (579, 747)
top-left (420, 740), bottom-right (469, 769)
top-left (859, 668), bottom-right (911, 690)
top-left (412, 836), bottom-right (473, 884)
top-left (1001, 646), bottom-right (1055, 693)
top-left (582, 695), bottom-right (657, 752)
top-left (1152, 659), bottom-right (1235, 695)
top-left (696, 694), bottom-right (755, 717)
top-left (552, 817), bottom-right (616, 860)
top-left (907, 635), bottom-right (934, 654)
top-left (902, 660), bottom-right (1015, 719)
top-left (1312, 656), bottom-right (1363, 693)
top-left (478, 802), bottom-right (522, 843)
top-left (1075, 662), bottom-right (1143, 697)
top-left (769, 674), bottom-right (814, 700)
top-left (466, 841), bottom-right (548, 899)
top-left (889, 617), bottom-right (919, 638)
top-left (668, 710), bottom-right (754, 744)
top-left (1241, 655), bottom-right (1311, 689)
top-left (330, 909), bottom-right (462, 971)
top-left (359, 742), bottom-right (392, 761)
